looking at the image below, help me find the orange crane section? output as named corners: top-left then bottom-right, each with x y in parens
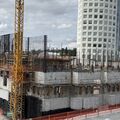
top-left (10, 0), bottom-right (24, 120)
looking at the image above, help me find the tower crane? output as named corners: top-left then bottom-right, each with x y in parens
top-left (10, 0), bottom-right (24, 119)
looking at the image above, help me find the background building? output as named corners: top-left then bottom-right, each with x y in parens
top-left (77, 0), bottom-right (120, 66)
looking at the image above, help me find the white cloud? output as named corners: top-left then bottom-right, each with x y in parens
top-left (0, 0), bottom-right (77, 47)
top-left (67, 42), bottom-right (77, 49)
top-left (0, 8), bottom-right (8, 19)
top-left (52, 23), bottom-right (72, 29)
top-left (57, 23), bottom-right (72, 29)
top-left (0, 23), bottom-right (7, 29)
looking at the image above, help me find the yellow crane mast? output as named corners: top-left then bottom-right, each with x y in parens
top-left (10, 0), bottom-right (24, 119)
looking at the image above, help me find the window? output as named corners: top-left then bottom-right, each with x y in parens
top-left (104, 21), bottom-right (107, 25)
top-left (104, 27), bottom-right (107, 31)
top-left (104, 15), bottom-right (108, 19)
top-left (113, 22), bottom-right (115, 26)
top-left (89, 20), bottom-right (92, 24)
top-left (98, 55), bottom-right (101, 61)
top-left (98, 44), bottom-right (102, 47)
top-left (93, 38), bottom-right (97, 41)
top-left (89, 15), bottom-right (92, 18)
top-left (103, 44), bottom-right (106, 48)
top-left (99, 32), bottom-right (102, 36)
top-left (99, 26), bottom-right (102, 30)
top-left (100, 15), bottom-right (103, 18)
top-left (94, 20), bottom-right (97, 24)
top-left (3, 76), bottom-right (7, 86)
top-left (83, 38), bottom-right (86, 41)
top-left (100, 3), bottom-right (103, 6)
top-left (109, 33), bottom-right (111, 36)
top-left (88, 32), bottom-right (92, 35)
top-left (84, 3), bottom-right (87, 6)
top-left (93, 49), bottom-right (96, 53)
top-left (95, 3), bottom-right (98, 6)
top-left (88, 38), bottom-right (91, 41)
top-left (108, 39), bottom-right (111, 42)
top-left (89, 3), bottom-right (93, 6)
top-left (104, 38), bottom-right (107, 42)
top-left (83, 26), bottom-right (87, 30)
top-left (105, 9), bottom-right (108, 13)
top-left (112, 45), bottom-right (114, 48)
top-left (82, 43), bottom-right (86, 47)
top-left (113, 28), bottom-right (115, 31)
top-left (104, 33), bottom-right (107, 36)
top-left (94, 9), bottom-right (98, 12)
top-left (99, 38), bottom-right (102, 42)
top-left (109, 10), bottom-right (112, 14)
top-left (113, 11), bottom-right (116, 14)
top-left (84, 9), bottom-right (87, 13)
top-left (83, 20), bottom-right (87, 24)
top-left (82, 49), bottom-right (85, 52)
top-left (99, 20), bottom-right (103, 24)
top-left (93, 44), bottom-right (97, 47)
top-left (88, 26), bottom-right (92, 30)
top-left (113, 16), bottom-right (115, 20)
top-left (83, 32), bottom-right (86, 35)
top-left (98, 49), bottom-right (102, 53)
top-left (110, 4), bottom-right (112, 8)
top-left (109, 27), bottom-right (111, 31)
top-left (83, 15), bottom-right (87, 18)
top-left (93, 32), bottom-right (97, 35)
top-left (94, 26), bottom-right (97, 30)
top-left (109, 16), bottom-right (112, 19)
top-left (100, 9), bottom-right (103, 13)
top-left (94, 15), bottom-right (98, 18)
top-left (89, 9), bottom-right (92, 12)
top-left (105, 3), bottom-right (108, 7)
top-left (88, 44), bottom-right (91, 47)
top-left (88, 49), bottom-right (91, 53)
top-left (113, 34), bottom-right (115, 37)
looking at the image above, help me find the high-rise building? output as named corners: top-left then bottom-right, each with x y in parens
top-left (77, 0), bottom-right (120, 65)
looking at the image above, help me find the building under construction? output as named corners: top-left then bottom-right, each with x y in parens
top-left (1, 0), bottom-right (120, 119)
top-left (0, 33), bottom-right (120, 119)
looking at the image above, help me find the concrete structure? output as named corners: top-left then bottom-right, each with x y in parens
top-left (0, 33), bottom-right (120, 119)
top-left (77, 0), bottom-right (120, 65)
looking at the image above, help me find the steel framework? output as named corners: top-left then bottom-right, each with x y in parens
top-left (10, 0), bottom-right (24, 119)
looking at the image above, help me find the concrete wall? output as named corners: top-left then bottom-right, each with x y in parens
top-left (42, 97), bottom-right (69, 111)
top-left (73, 71), bottom-right (120, 84)
top-left (0, 89), bottom-right (9, 100)
top-left (35, 72), bottom-right (71, 84)
top-left (70, 96), bottom-right (100, 110)
top-left (70, 97), bottom-right (83, 109)
top-left (107, 72), bottom-right (120, 83)
top-left (104, 94), bottom-right (120, 105)
top-left (73, 72), bottom-right (101, 84)
top-left (71, 94), bottom-right (120, 110)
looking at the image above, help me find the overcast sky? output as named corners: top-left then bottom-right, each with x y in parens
top-left (0, 0), bottom-right (77, 48)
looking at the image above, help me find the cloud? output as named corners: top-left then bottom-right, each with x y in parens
top-left (0, 23), bottom-right (7, 29)
top-left (57, 23), bottom-right (72, 29)
top-left (52, 23), bottom-right (72, 29)
top-left (0, 0), bottom-right (77, 49)
top-left (67, 42), bottom-right (77, 49)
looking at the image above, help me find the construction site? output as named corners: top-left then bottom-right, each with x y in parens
top-left (1, 0), bottom-right (120, 120)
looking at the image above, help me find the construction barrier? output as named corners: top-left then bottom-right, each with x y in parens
top-left (32, 104), bottom-right (120, 120)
